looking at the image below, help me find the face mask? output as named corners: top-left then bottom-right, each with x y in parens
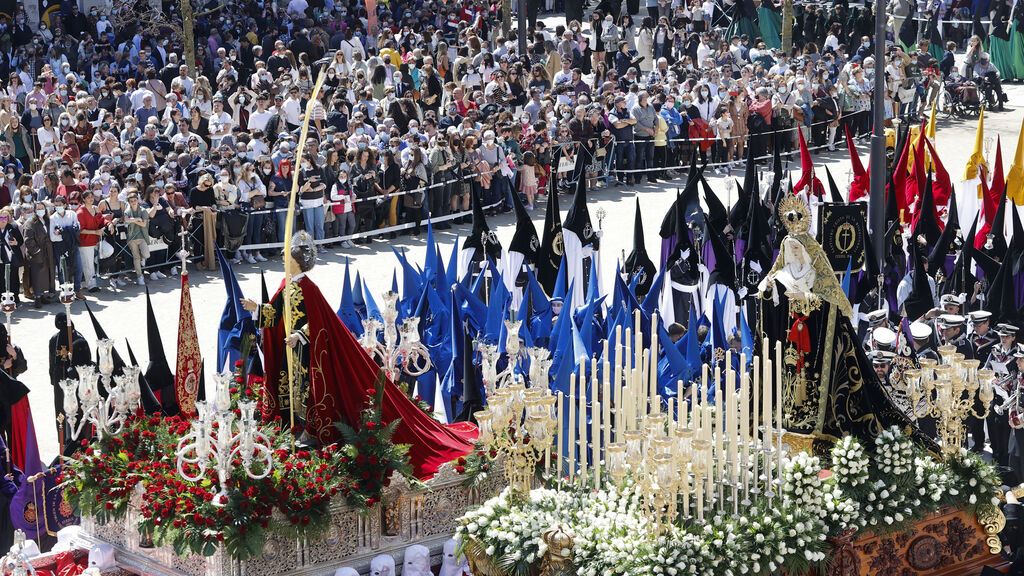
top-left (701, 90), bottom-right (709, 96)
top-left (21, 194), bottom-right (31, 202)
top-left (233, 167), bottom-right (242, 176)
top-left (60, 120), bottom-right (69, 127)
top-left (390, 146), bottom-right (399, 153)
top-left (355, 127), bottom-right (365, 135)
top-left (778, 87), bottom-right (788, 94)
top-left (114, 157), bottom-right (122, 165)
top-left (70, 204), bottom-right (79, 210)
top-left (155, 179), bottom-right (164, 187)
top-left (220, 176), bottom-right (229, 183)
top-left (56, 207), bottom-right (65, 215)
top-left (409, 127), bottom-right (418, 135)
top-left (35, 209), bottom-right (45, 218)
top-left (357, 142), bottom-right (367, 150)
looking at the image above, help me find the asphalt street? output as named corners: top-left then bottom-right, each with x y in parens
top-left (17, 83), bottom-right (1024, 462)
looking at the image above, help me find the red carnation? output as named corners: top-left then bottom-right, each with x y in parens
top-left (365, 421), bottom-right (377, 430)
top-left (455, 465), bottom-right (466, 474)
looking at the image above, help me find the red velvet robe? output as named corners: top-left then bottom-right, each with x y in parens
top-left (261, 276), bottom-right (477, 479)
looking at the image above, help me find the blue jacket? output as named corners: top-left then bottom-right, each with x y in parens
top-left (660, 107), bottom-right (684, 141)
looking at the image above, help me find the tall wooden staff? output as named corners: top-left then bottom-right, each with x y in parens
top-left (282, 60), bottom-right (330, 440)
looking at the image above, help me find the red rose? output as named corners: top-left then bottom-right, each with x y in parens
top-left (366, 421), bottom-right (377, 430)
top-left (457, 457), bottom-right (466, 466)
top-left (455, 465), bottom-right (466, 474)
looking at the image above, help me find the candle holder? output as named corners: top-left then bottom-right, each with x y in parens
top-left (175, 373), bottom-right (275, 506)
top-left (60, 340), bottom-right (142, 442)
top-left (474, 375), bottom-right (557, 501)
top-left (358, 291), bottom-right (432, 394)
top-left (1, 530), bottom-right (36, 576)
top-left (1, 291), bottom-right (14, 340)
top-left (57, 282), bottom-right (75, 307)
top-left (896, 346), bottom-right (995, 456)
top-left (479, 323), bottom-right (552, 398)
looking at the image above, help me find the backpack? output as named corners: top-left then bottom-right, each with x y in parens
top-left (746, 112), bottom-right (767, 132)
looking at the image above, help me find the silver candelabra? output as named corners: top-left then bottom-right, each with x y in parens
top-left (479, 319), bottom-right (552, 397)
top-left (358, 291), bottom-right (432, 391)
top-left (1, 530), bottom-right (36, 576)
top-left (60, 339), bottom-right (142, 442)
top-left (175, 372), bottom-right (275, 507)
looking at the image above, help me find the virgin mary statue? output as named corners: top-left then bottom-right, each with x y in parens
top-left (758, 196), bottom-right (920, 443)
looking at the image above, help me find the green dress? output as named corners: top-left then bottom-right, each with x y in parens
top-left (757, 6), bottom-right (783, 49)
top-left (987, 22), bottom-right (1019, 80)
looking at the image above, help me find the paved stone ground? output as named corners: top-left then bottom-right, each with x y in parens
top-left (17, 84), bottom-right (1024, 462)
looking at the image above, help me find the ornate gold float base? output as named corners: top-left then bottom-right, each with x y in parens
top-left (827, 507), bottom-right (1009, 576)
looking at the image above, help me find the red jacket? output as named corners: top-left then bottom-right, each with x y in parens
top-left (76, 206), bottom-right (107, 248)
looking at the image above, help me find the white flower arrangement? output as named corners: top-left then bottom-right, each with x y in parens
top-left (830, 436), bottom-right (869, 488)
top-left (874, 426), bottom-right (915, 476)
top-left (459, 427), bottom-right (1002, 576)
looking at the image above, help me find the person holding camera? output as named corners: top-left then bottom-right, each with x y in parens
top-left (298, 156), bottom-right (327, 241)
top-left (119, 190), bottom-right (151, 279)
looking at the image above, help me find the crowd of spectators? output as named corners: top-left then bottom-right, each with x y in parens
top-left (0, 0), bottom-right (1011, 308)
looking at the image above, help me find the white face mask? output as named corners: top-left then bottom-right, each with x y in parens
top-left (56, 207), bottom-right (65, 215)
top-left (35, 209), bottom-right (45, 218)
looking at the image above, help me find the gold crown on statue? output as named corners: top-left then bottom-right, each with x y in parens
top-left (778, 195), bottom-right (811, 235)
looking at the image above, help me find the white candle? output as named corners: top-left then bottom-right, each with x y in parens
top-left (592, 399), bottom-right (601, 488)
top-left (740, 360), bottom-right (750, 496)
top-left (715, 364), bottom-right (724, 483)
top-left (556, 391), bottom-right (564, 482)
top-left (763, 356), bottom-right (772, 488)
top-left (677, 379), bottom-right (685, 430)
top-left (568, 374), bottom-right (576, 482)
top-left (650, 312), bottom-right (659, 415)
top-left (751, 356), bottom-right (760, 493)
top-left (726, 353), bottom-right (737, 484)
top-left (775, 341), bottom-right (784, 490)
top-left (623, 328), bottom-right (632, 431)
top-left (695, 467), bottom-right (704, 521)
top-left (602, 342), bottom-right (611, 459)
top-left (578, 369), bottom-right (588, 480)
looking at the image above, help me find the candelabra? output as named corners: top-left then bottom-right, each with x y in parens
top-left (899, 346), bottom-right (996, 456)
top-left (0, 289), bottom-right (14, 341)
top-left (0, 530), bottom-right (36, 576)
top-left (175, 373), bottom-right (274, 506)
top-left (478, 320), bottom-right (553, 396)
top-left (60, 340), bottom-right (142, 442)
top-left (474, 377), bottom-right (557, 500)
top-left (358, 291), bottom-right (432, 393)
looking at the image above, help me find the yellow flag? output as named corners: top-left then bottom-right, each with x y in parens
top-left (926, 103), bottom-right (937, 140)
top-left (1007, 117), bottom-right (1024, 205)
top-left (964, 106), bottom-right (986, 181)
top-left (922, 105), bottom-right (937, 172)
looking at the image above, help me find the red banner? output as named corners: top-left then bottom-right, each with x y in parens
top-left (366, 0), bottom-right (378, 36)
top-left (175, 273), bottom-right (203, 418)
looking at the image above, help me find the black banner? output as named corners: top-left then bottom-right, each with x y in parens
top-left (817, 202), bottom-right (867, 273)
top-left (39, 0), bottom-right (59, 26)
